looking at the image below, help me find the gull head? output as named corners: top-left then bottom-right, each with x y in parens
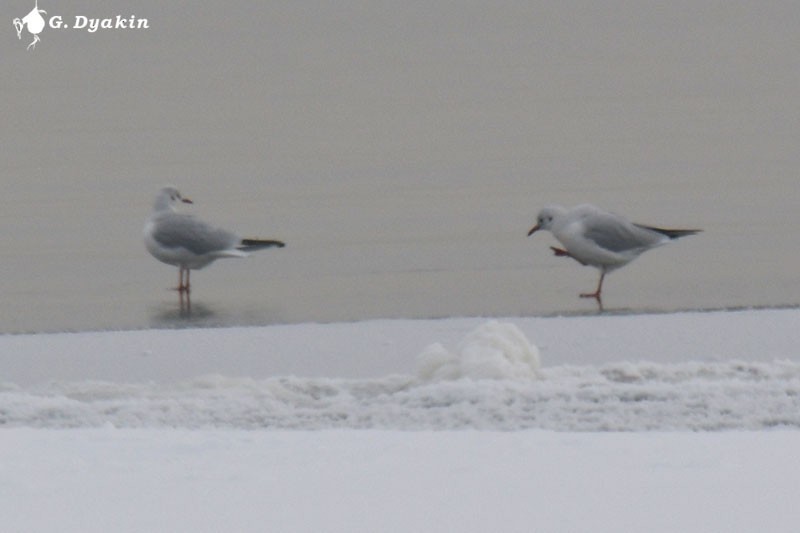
top-left (527, 205), bottom-right (566, 236)
top-left (154, 186), bottom-right (193, 212)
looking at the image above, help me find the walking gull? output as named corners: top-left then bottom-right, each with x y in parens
top-left (527, 204), bottom-right (700, 303)
top-left (144, 186), bottom-right (285, 295)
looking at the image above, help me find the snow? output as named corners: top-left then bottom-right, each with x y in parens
top-left (2, 309), bottom-right (800, 532)
top-left (417, 320), bottom-right (541, 381)
top-left (3, 429), bottom-right (800, 533)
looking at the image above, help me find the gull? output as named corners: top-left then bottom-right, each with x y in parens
top-left (527, 204), bottom-right (700, 302)
top-left (144, 186), bottom-right (285, 296)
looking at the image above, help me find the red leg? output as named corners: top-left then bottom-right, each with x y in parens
top-left (580, 272), bottom-right (605, 300)
top-left (176, 267), bottom-right (187, 292)
top-left (175, 267), bottom-right (192, 294)
top-left (550, 246), bottom-right (587, 266)
top-left (177, 267), bottom-right (192, 314)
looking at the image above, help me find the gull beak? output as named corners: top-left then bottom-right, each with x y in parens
top-left (181, 197), bottom-right (193, 204)
top-left (527, 223), bottom-right (540, 237)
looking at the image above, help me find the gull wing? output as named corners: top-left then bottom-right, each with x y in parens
top-left (582, 213), bottom-right (665, 253)
top-left (150, 213), bottom-right (238, 255)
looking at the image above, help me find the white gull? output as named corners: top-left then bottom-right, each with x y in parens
top-left (527, 204), bottom-right (700, 302)
top-left (144, 186), bottom-right (285, 295)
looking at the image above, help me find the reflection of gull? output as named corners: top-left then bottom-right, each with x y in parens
top-left (527, 204), bottom-right (700, 303)
top-left (144, 186), bottom-right (285, 296)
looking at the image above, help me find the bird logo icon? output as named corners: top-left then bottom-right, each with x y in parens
top-left (13, 0), bottom-right (48, 50)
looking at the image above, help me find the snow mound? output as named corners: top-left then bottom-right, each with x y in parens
top-left (416, 321), bottom-right (540, 381)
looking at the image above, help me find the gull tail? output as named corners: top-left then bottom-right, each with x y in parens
top-left (238, 238), bottom-right (286, 251)
top-left (636, 225), bottom-right (702, 240)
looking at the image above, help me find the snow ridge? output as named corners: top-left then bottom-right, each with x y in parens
top-left (3, 359), bottom-right (799, 431)
top-left (3, 319), bottom-right (799, 431)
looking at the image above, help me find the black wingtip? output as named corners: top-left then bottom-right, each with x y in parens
top-left (239, 239), bottom-right (286, 251)
top-left (661, 228), bottom-right (702, 240)
top-left (634, 224), bottom-right (701, 240)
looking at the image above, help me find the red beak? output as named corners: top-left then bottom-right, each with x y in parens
top-left (527, 224), bottom-right (540, 237)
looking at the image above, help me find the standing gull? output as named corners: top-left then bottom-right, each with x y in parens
top-left (527, 204), bottom-right (699, 303)
top-left (144, 186), bottom-right (285, 297)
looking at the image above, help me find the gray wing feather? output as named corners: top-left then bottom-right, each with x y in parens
top-left (152, 213), bottom-right (238, 255)
top-left (582, 213), bottom-right (663, 253)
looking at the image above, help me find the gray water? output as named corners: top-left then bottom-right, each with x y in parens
top-left (2, 0), bottom-right (799, 333)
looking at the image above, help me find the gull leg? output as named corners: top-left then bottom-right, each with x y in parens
top-left (184, 269), bottom-right (191, 314)
top-left (580, 272), bottom-right (605, 300)
top-left (549, 247), bottom-right (604, 307)
top-left (176, 267), bottom-right (186, 292)
top-left (550, 246), bottom-right (587, 266)
top-left (175, 267), bottom-right (191, 294)
top-left (180, 283), bottom-right (191, 315)
top-left (177, 267), bottom-right (192, 314)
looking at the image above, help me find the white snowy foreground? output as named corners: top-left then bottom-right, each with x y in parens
top-left (2, 309), bottom-right (800, 532)
top-left (4, 429), bottom-right (799, 533)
